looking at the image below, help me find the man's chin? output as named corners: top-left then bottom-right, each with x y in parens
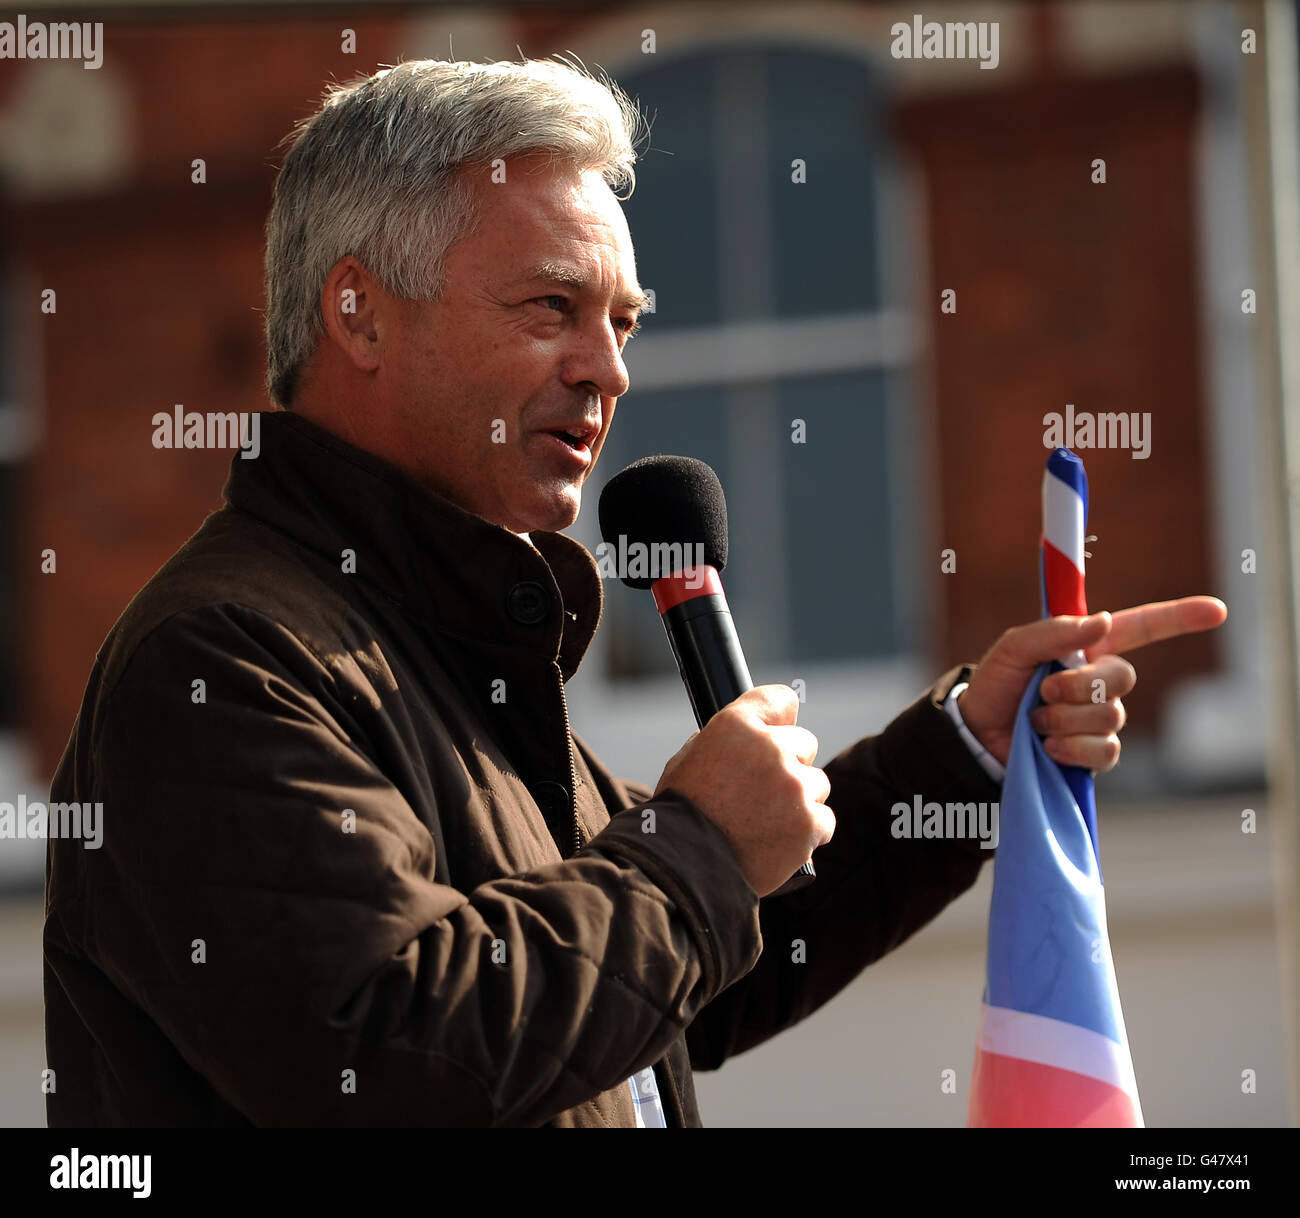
top-left (513, 485), bottom-right (582, 535)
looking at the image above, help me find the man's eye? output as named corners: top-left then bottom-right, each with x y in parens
top-left (535, 296), bottom-right (568, 312)
top-left (616, 318), bottom-right (641, 339)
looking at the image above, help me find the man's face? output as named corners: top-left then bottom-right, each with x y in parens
top-left (378, 154), bottom-right (644, 535)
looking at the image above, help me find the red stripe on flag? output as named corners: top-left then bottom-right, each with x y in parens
top-left (970, 1048), bottom-right (1141, 1127)
top-left (1042, 540), bottom-right (1087, 617)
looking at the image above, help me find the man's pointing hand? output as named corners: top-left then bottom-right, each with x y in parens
top-left (956, 596), bottom-right (1228, 772)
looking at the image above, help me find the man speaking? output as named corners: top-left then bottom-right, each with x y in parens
top-left (42, 57), bottom-right (1225, 1127)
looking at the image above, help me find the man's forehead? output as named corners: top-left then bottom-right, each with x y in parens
top-left (462, 159), bottom-right (645, 310)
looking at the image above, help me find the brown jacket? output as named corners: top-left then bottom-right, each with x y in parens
top-left (44, 409), bottom-right (1001, 1127)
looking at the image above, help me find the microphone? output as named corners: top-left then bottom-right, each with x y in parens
top-left (598, 455), bottom-right (815, 895)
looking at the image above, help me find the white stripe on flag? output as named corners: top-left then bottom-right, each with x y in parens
top-left (977, 1002), bottom-right (1140, 1101)
top-left (1042, 471), bottom-right (1086, 573)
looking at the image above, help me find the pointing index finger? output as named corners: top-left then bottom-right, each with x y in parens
top-left (1085, 596), bottom-right (1227, 660)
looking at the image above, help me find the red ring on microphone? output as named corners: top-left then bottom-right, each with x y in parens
top-left (651, 566), bottom-right (723, 613)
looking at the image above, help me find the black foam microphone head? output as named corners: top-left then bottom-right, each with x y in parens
top-left (597, 455), bottom-right (729, 589)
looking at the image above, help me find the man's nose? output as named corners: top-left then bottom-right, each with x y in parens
top-left (563, 318), bottom-right (631, 400)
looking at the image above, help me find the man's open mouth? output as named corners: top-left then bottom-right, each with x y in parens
top-left (542, 422), bottom-right (599, 452)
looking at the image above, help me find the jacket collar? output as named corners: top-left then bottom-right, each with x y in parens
top-left (222, 410), bottom-right (605, 681)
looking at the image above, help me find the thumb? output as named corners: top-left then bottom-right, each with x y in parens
top-left (989, 611), bottom-right (1112, 671)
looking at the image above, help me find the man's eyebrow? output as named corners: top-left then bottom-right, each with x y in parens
top-left (517, 262), bottom-right (650, 313)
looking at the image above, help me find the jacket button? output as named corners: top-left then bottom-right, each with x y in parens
top-left (530, 780), bottom-right (571, 820)
top-left (507, 581), bottom-right (550, 626)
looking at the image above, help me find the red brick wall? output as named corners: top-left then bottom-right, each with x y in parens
top-left (5, 17), bottom-right (409, 777)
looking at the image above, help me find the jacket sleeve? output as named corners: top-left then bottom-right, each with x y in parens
top-left (644, 664), bottom-right (1004, 1071)
top-left (66, 604), bottom-right (762, 1126)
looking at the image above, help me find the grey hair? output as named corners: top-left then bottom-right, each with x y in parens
top-left (264, 56), bottom-right (646, 407)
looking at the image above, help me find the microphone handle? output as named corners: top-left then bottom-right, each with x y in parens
top-left (661, 594), bottom-right (816, 896)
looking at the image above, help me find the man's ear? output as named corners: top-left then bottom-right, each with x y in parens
top-left (319, 256), bottom-right (386, 374)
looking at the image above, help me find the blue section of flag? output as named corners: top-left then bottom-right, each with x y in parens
top-left (1053, 662), bottom-right (1102, 874)
top-left (983, 660), bottom-right (1122, 1044)
top-left (1046, 446), bottom-right (1089, 517)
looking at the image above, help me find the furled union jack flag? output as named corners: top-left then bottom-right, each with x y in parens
top-left (968, 448), bottom-right (1144, 1127)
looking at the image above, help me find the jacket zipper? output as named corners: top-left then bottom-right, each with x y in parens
top-left (555, 665), bottom-right (582, 857)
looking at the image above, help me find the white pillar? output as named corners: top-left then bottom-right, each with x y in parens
top-left (1242, 0), bottom-right (1300, 1127)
